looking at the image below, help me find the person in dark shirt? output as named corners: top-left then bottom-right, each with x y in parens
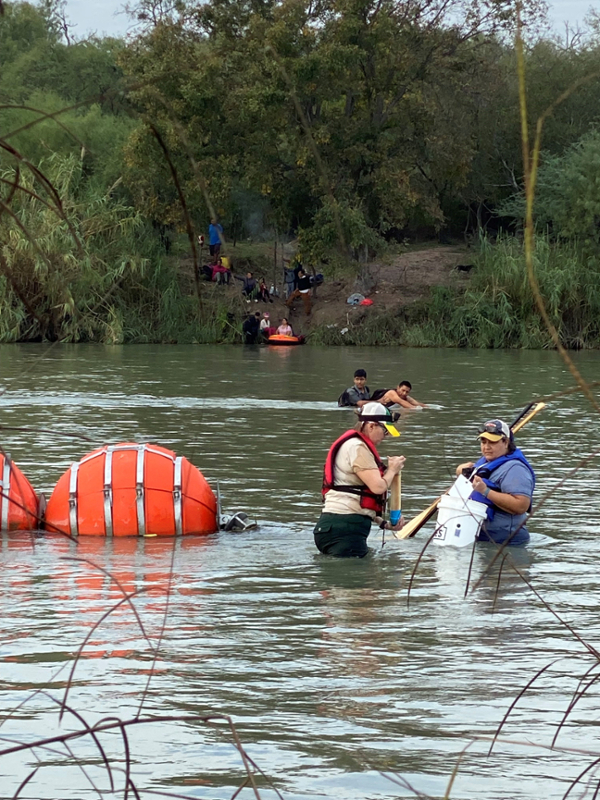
top-left (285, 268), bottom-right (312, 315)
top-left (338, 369), bottom-right (371, 408)
top-left (242, 311), bottom-right (261, 344)
top-left (235, 272), bottom-right (258, 302)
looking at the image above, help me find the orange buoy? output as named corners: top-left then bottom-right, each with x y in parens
top-left (44, 443), bottom-right (218, 537)
top-left (0, 454), bottom-right (39, 531)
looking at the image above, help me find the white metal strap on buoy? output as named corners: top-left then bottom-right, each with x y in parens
top-left (104, 446), bottom-right (114, 537)
top-left (69, 461), bottom-right (80, 537)
top-left (136, 445), bottom-right (146, 537)
top-left (173, 456), bottom-right (183, 536)
top-left (0, 456), bottom-right (11, 532)
top-left (69, 443), bottom-right (183, 537)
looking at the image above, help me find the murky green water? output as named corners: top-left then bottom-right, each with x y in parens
top-left (0, 343), bottom-right (599, 799)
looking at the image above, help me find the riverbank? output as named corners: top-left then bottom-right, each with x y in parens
top-left (184, 243), bottom-right (475, 345)
top-left (198, 234), bottom-right (600, 349)
top-left (187, 236), bottom-right (599, 349)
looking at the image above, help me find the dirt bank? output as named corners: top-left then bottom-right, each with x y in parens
top-left (267, 245), bottom-right (473, 336)
top-left (185, 244), bottom-right (473, 339)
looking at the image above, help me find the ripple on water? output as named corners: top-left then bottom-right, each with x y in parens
top-left (0, 345), bottom-right (597, 799)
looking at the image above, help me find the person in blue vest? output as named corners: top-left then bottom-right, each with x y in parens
top-left (314, 402), bottom-right (405, 557)
top-left (456, 419), bottom-right (535, 546)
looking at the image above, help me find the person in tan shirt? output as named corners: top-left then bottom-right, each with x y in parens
top-left (314, 402), bottom-right (405, 557)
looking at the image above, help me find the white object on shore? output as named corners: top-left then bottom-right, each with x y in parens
top-left (432, 476), bottom-right (487, 548)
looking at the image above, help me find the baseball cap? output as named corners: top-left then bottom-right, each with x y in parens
top-left (358, 402), bottom-right (400, 437)
top-left (478, 419), bottom-right (511, 442)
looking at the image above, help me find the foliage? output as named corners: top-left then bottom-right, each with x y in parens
top-left (5, 1), bottom-right (600, 345)
top-left (501, 130), bottom-right (600, 247)
top-left (118, 0), bottom-right (547, 250)
top-left (0, 152), bottom-right (242, 344)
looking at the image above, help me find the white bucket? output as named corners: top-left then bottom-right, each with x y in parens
top-left (447, 474), bottom-right (475, 502)
top-left (432, 490), bottom-right (488, 548)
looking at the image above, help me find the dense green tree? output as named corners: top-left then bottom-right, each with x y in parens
top-left (119, 0), bottom-right (548, 251)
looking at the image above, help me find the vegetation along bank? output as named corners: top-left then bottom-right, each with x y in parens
top-left (2, 0), bottom-right (600, 347)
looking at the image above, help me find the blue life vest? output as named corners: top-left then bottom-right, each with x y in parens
top-left (469, 449), bottom-right (535, 518)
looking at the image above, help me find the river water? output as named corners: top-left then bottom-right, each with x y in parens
top-left (0, 343), bottom-right (599, 800)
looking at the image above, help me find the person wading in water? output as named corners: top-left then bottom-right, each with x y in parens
top-left (456, 419), bottom-right (535, 546)
top-left (314, 402), bottom-right (405, 557)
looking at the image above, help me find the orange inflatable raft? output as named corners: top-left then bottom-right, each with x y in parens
top-left (0, 454), bottom-right (39, 530)
top-left (267, 334), bottom-right (305, 346)
top-left (44, 443), bottom-right (218, 537)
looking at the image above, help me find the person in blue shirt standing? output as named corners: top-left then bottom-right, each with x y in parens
top-left (456, 419), bottom-right (535, 546)
top-left (208, 218), bottom-right (224, 261)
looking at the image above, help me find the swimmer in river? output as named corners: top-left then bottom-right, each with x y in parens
top-left (337, 369), bottom-right (371, 408)
top-left (371, 380), bottom-right (427, 409)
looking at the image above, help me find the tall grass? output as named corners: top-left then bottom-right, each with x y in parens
top-left (0, 153), bottom-right (245, 344)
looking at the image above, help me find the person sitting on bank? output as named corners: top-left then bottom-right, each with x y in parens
top-left (337, 369), bottom-right (371, 408)
top-left (260, 311), bottom-right (276, 338)
top-left (371, 381), bottom-right (427, 409)
top-left (211, 257), bottom-right (232, 284)
top-left (257, 276), bottom-right (273, 303)
top-left (314, 402), bottom-right (405, 558)
top-left (276, 317), bottom-right (293, 336)
top-left (285, 268), bottom-right (312, 316)
top-left (235, 271), bottom-right (258, 302)
top-left (456, 419), bottom-right (535, 546)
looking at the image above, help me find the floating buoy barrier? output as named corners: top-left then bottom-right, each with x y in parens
top-left (0, 453), bottom-right (40, 531)
top-left (44, 443), bottom-right (218, 537)
top-left (267, 334), bottom-right (305, 346)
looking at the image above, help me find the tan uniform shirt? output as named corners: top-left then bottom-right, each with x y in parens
top-left (323, 438), bottom-right (379, 518)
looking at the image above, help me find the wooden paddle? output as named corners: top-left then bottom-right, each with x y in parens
top-left (389, 473), bottom-right (401, 526)
top-left (393, 402), bottom-right (546, 540)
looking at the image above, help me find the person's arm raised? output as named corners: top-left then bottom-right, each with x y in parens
top-left (356, 456), bottom-right (405, 494)
top-left (456, 461), bottom-right (474, 477)
top-left (471, 475), bottom-right (530, 514)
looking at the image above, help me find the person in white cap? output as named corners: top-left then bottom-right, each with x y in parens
top-left (456, 418), bottom-right (535, 546)
top-left (314, 402), bottom-right (405, 557)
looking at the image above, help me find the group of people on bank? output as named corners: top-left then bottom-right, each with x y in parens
top-left (316, 381), bottom-right (535, 557)
top-left (243, 312), bottom-right (293, 344)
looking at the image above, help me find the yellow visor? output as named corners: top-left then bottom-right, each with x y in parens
top-left (478, 432), bottom-right (503, 442)
top-left (383, 423), bottom-right (400, 438)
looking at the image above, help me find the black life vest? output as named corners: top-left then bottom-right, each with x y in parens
top-left (370, 388), bottom-right (393, 407)
top-left (322, 430), bottom-right (387, 514)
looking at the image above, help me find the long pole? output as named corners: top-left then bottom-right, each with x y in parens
top-left (389, 473), bottom-right (401, 526)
